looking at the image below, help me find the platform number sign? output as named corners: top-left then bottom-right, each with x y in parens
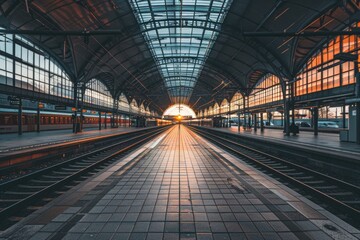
top-left (8, 96), bottom-right (20, 106)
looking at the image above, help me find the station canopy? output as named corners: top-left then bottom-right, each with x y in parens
top-left (0, 0), bottom-right (357, 113)
top-left (128, 0), bottom-right (233, 104)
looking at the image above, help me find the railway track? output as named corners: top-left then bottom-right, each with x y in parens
top-left (0, 126), bottom-right (171, 230)
top-left (188, 126), bottom-right (360, 227)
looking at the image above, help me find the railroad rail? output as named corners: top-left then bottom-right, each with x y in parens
top-left (188, 126), bottom-right (360, 227)
top-left (0, 126), bottom-right (172, 230)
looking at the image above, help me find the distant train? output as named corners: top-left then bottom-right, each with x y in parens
top-left (0, 108), bottom-right (170, 133)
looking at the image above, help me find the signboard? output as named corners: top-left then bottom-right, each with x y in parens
top-left (8, 96), bottom-right (20, 106)
top-left (55, 105), bottom-right (67, 110)
top-left (345, 98), bottom-right (360, 104)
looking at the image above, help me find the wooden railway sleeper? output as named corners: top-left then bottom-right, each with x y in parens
top-left (314, 185), bottom-right (339, 190)
top-left (327, 191), bottom-right (354, 197)
top-left (50, 171), bottom-right (72, 175)
top-left (30, 179), bottom-right (58, 184)
top-left (59, 167), bottom-right (81, 172)
top-left (41, 175), bottom-right (66, 179)
top-left (3, 191), bottom-right (35, 195)
top-left (278, 168), bottom-right (299, 173)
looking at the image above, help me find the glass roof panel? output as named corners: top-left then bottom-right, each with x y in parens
top-left (128, 0), bottom-right (233, 103)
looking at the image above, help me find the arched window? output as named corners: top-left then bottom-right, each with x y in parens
top-left (0, 32), bottom-right (73, 99)
top-left (296, 23), bottom-right (359, 96)
top-left (139, 103), bottom-right (145, 113)
top-left (118, 93), bottom-right (130, 111)
top-left (213, 103), bottom-right (220, 115)
top-left (220, 99), bottom-right (229, 113)
top-left (130, 99), bottom-right (139, 113)
top-left (203, 108), bottom-right (208, 117)
top-left (249, 74), bottom-right (282, 107)
top-left (84, 79), bottom-right (113, 108)
top-left (208, 106), bottom-right (213, 116)
top-left (230, 92), bottom-right (243, 111)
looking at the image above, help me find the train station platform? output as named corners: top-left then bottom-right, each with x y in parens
top-left (1, 125), bottom-right (358, 240)
top-left (208, 126), bottom-right (360, 155)
top-left (0, 127), bottom-right (138, 155)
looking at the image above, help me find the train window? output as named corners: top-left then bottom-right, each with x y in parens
top-left (2, 115), bottom-right (12, 125)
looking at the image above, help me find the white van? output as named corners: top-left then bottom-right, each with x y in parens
top-left (318, 121), bottom-right (339, 128)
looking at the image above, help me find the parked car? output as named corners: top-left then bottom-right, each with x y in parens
top-left (256, 121), bottom-right (274, 127)
top-left (318, 121), bottom-right (339, 128)
top-left (229, 120), bottom-right (238, 126)
top-left (263, 121), bottom-right (274, 126)
top-left (295, 121), bottom-right (311, 127)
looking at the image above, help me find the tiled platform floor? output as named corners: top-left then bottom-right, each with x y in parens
top-left (1, 125), bottom-right (359, 240)
top-left (205, 126), bottom-right (360, 154)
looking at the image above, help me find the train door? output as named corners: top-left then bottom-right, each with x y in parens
top-left (26, 114), bottom-right (36, 132)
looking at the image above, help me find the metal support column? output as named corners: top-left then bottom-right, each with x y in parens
top-left (99, 112), bottom-right (102, 130)
top-left (237, 103), bottom-right (240, 133)
top-left (36, 103), bottom-right (40, 132)
top-left (105, 113), bottom-right (107, 129)
top-left (18, 98), bottom-right (22, 135)
top-left (254, 114), bottom-right (257, 132)
top-left (260, 113), bottom-right (264, 132)
top-left (290, 81), bottom-right (297, 136)
top-left (243, 97), bottom-right (247, 130)
top-left (73, 84), bottom-right (78, 133)
top-left (228, 104), bottom-right (231, 128)
top-left (355, 61), bottom-right (360, 144)
top-left (313, 107), bottom-right (319, 136)
top-left (79, 85), bottom-right (85, 132)
top-left (284, 99), bottom-right (290, 136)
top-left (342, 105), bottom-right (346, 128)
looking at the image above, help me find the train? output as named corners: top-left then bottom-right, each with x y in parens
top-left (0, 108), bottom-right (171, 133)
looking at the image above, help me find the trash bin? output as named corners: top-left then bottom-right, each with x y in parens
top-left (339, 130), bottom-right (348, 142)
top-left (289, 124), bottom-right (299, 134)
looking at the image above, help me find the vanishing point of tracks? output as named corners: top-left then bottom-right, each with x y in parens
top-left (189, 126), bottom-right (360, 227)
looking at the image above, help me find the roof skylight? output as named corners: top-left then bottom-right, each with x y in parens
top-left (128, 0), bottom-right (233, 104)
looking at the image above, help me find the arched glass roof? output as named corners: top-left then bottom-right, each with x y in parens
top-left (163, 104), bottom-right (196, 118)
top-left (128, 0), bottom-right (233, 104)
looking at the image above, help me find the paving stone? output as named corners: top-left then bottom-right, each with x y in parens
top-left (8, 126), bottom-right (358, 240)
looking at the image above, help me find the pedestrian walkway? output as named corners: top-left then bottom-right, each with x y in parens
top-left (210, 126), bottom-right (360, 154)
top-left (1, 125), bottom-right (358, 240)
